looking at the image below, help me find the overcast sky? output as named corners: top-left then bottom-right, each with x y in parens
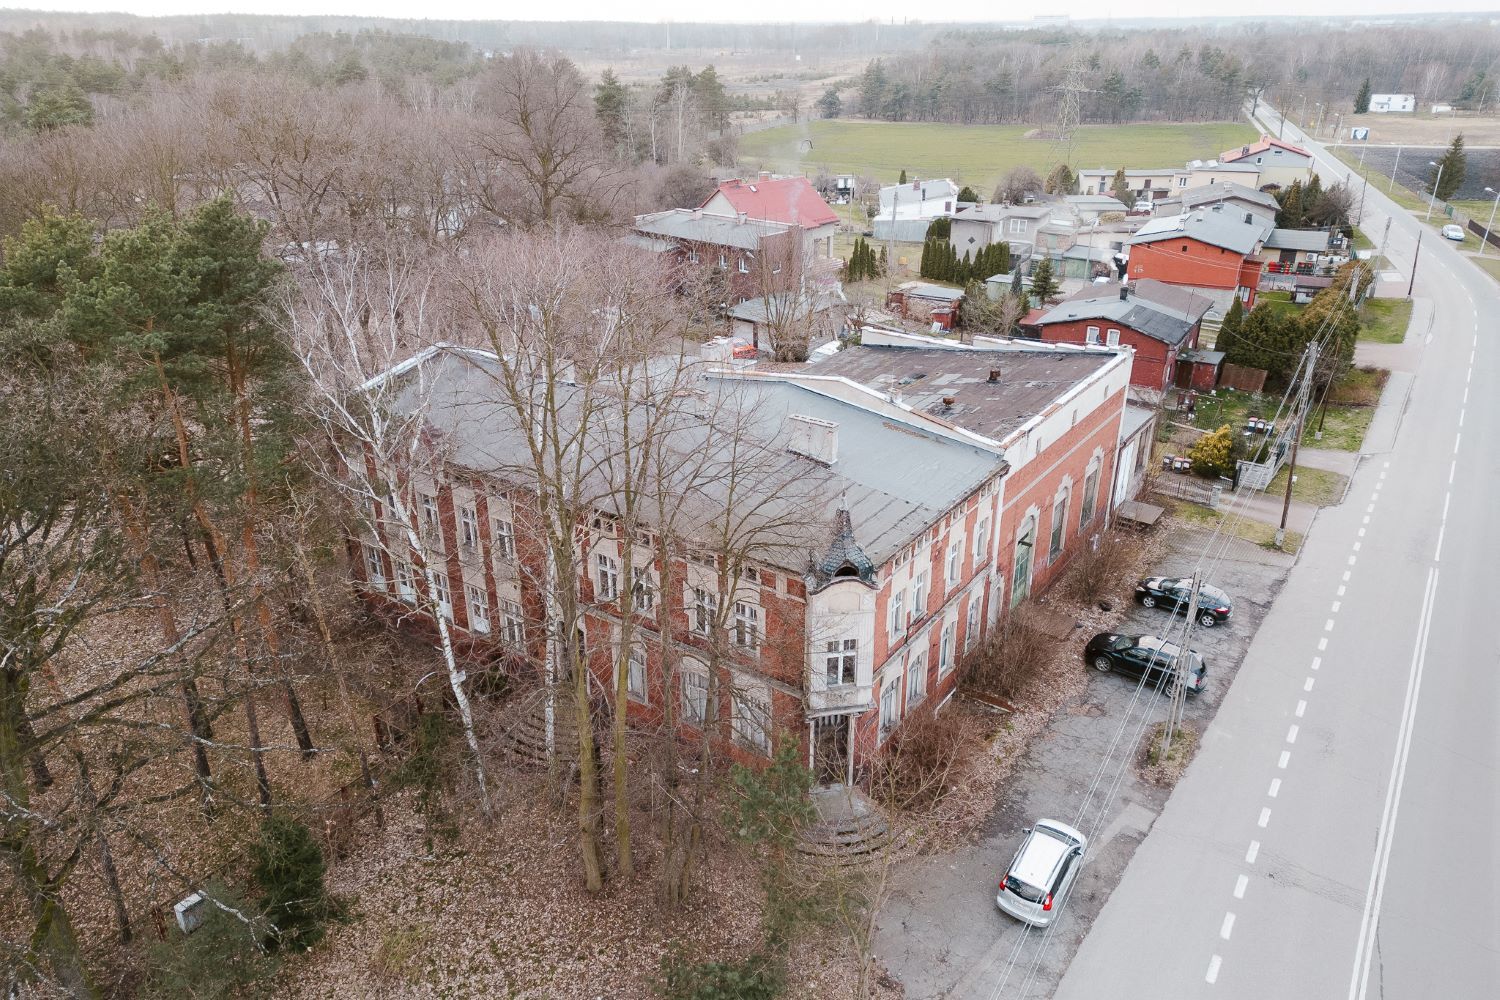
top-left (8, 0), bottom-right (1499, 21)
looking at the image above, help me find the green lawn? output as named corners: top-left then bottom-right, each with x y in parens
top-left (1301, 404), bottom-right (1375, 452)
top-left (1173, 500), bottom-right (1304, 554)
top-left (737, 120), bottom-right (1258, 190)
top-left (1358, 298), bottom-right (1413, 343)
top-left (1267, 465), bottom-right (1348, 507)
top-left (1351, 227), bottom-right (1375, 251)
top-left (1470, 255), bottom-right (1500, 283)
top-left (1259, 289), bottom-right (1303, 323)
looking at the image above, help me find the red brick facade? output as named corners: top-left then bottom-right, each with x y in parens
top-left (1036, 318), bottom-right (1197, 393)
top-left (1128, 237), bottom-right (1263, 308)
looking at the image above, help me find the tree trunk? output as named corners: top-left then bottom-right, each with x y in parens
top-left (1, 673), bottom-right (98, 999)
top-left (74, 754), bottom-right (131, 945)
top-left (573, 647), bottom-right (604, 891)
top-left (611, 541), bottom-right (634, 880)
top-left (229, 349), bottom-right (315, 759)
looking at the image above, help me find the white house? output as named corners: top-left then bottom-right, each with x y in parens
top-left (874, 178), bottom-right (960, 241)
top-left (1370, 93), bottom-right (1415, 113)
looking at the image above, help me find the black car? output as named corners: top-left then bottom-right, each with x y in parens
top-left (1083, 633), bottom-right (1208, 697)
top-left (1134, 577), bottom-right (1233, 628)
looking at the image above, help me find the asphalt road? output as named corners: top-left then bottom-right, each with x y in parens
top-left (1048, 106), bottom-right (1500, 999)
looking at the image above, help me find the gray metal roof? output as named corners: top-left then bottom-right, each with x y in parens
top-left (1067, 279), bottom-right (1214, 322)
top-left (1034, 293), bottom-right (1198, 348)
top-left (1129, 211), bottom-right (1264, 255)
top-left (812, 345), bottom-right (1118, 442)
top-left (898, 281), bottom-right (965, 302)
top-left (1264, 228), bottom-right (1332, 252)
top-left (633, 209), bottom-right (790, 250)
top-left (1175, 182), bottom-right (1280, 213)
top-left (384, 348), bottom-right (1000, 572)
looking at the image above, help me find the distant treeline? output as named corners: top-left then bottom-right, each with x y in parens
top-left (849, 21), bottom-right (1500, 125)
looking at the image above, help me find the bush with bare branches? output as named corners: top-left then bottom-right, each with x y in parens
top-left (869, 702), bottom-right (980, 812)
top-left (960, 603), bottom-right (1050, 701)
top-left (1062, 530), bottom-right (1145, 608)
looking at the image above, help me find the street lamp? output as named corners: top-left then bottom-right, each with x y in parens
top-left (1425, 160), bottom-right (1444, 222)
top-left (1483, 186), bottom-right (1500, 257)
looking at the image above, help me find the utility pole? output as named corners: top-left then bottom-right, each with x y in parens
top-left (1390, 146), bottom-right (1403, 193)
top-left (1162, 573), bottom-right (1202, 761)
top-left (1407, 231), bottom-right (1422, 299)
top-left (1276, 340), bottom-right (1317, 550)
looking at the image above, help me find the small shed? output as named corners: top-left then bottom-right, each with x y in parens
top-left (886, 282), bottom-right (964, 330)
top-left (1175, 348), bottom-right (1225, 391)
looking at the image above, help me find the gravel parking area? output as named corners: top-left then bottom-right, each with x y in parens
top-left (872, 523), bottom-right (1298, 1000)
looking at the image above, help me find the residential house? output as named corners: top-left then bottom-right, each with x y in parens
top-left (1112, 402), bottom-right (1157, 510)
top-left (726, 291), bottom-right (849, 354)
top-left (1125, 210), bottom-right (1267, 315)
top-left (950, 203), bottom-right (1054, 253)
top-left (351, 334), bottom-right (1127, 780)
top-left (1062, 195), bottom-right (1129, 223)
top-left (1032, 279), bottom-right (1213, 392)
top-left (1169, 160), bottom-right (1262, 193)
top-left (1218, 136), bottom-right (1314, 191)
top-left (701, 173), bottom-right (840, 259)
top-left (1370, 93), bottom-right (1414, 113)
top-left (1256, 228), bottom-right (1339, 278)
top-left (874, 178), bottom-right (960, 241)
top-left (886, 282), bottom-right (964, 330)
top-left (1153, 183), bottom-right (1280, 234)
top-left (630, 208), bottom-right (798, 304)
top-left (1077, 168), bottom-right (1176, 204)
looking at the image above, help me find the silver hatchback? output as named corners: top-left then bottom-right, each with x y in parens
top-left (995, 819), bottom-right (1087, 927)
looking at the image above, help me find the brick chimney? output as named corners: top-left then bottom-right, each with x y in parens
top-left (759, 170), bottom-right (773, 182)
top-left (1119, 283), bottom-right (1129, 301)
top-left (692, 208), bottom-right (703, 221)
top-left (987, 368), bottom-right (1001, 383)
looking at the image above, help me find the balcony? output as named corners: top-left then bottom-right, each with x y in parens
top-left (808, 682), bottom-right (874, 715)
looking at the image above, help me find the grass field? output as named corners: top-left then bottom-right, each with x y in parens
top-left (736, 120), bottom-right (1258, 191)
top-left (1173, 501), bottom-right (1304, 554)
top-left (1358, 298), bottom-right (1413, 343)
top-left (1469, 255), bottom-right (1500, 283)
top-left (1267, 465), bottom-right (1348, 507)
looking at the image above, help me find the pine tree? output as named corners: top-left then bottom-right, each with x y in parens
top-left (1276, 180), bottom-right (1305, 228)
top-left (1431, 133), bottom-right (1466, 201)
top-left (816, 86), bottom-right (842, 119)
top-left (899, 169), bottom-right (908, 185)
top-left (1220, 296), bottom-right (1246, 344)
top-left (1110, 167), bottom-right (1132, 206)
top-left (1354, 78), bottom-right (1371, 114)
top-left (1030, 257), bottom-right (1059, 303)
top-left (595, 69), bottom-right (630, 153)
top-left (878, 245), bottom-right (888, 276)
top-left (957, 185), bottom-right (980, 203)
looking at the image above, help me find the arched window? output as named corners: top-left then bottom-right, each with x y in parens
top-left (1012, 514), bottom-right (1036, 607)
top-left (1049, 488), bottom-right (1070, 560)
top-left (1080, 456), bottom-right (1102, 529)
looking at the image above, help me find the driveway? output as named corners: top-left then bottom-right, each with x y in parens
top-left (872, 526), bottom-right (1296, 1000)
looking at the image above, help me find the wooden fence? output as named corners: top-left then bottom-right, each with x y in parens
top-left (1218, 363), bottom-right (1267, 393)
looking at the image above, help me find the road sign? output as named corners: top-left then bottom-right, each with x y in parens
top-left (1351, 127), bottom-right (1370, 141)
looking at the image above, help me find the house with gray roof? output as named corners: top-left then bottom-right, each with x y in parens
top-left (1032, 279), bottom-right (1212, 392)
top-left (631, 207), bottom-right (799, 304)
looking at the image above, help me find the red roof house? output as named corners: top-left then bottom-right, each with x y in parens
top-left (701, 173), bottom-right (839, 258)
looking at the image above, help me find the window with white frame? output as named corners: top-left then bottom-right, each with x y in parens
top-left (1086, 325), bottom-right (1101, 345)
top-left (499, 599), bottom-right (523, 644)
top-left (595, 553), bottom-right (620, 601)
top-left (688, 250), bottom-right (700, 264)
top-left (907, 651), bottom-right (927, 706)
top-left (737, 255), bottom-right (749, 274)
top-left (681, 665), bottom-right (709, 725)
top-left (395, 559), bottom-right (416, 602)
top-left (692, 587), bottom-right (718, 636)
top-left (1009, 218), bottom-right (1026, 234)
top-left (825, 639), bottom-right (857, 686)
top-left (631, 566), bottom-right (655, 614)
top-left (1050, 488), bottom-right (1070, 560)
top-left (911, 571), bottom-right (927, 622)
top-left (940, 621), bottom-right (956, 675)
top-left (946, 542), bottom-right (962, 586)
top-left (889, 590), bottom-right (905, 638)
top-left (732, 682), bottom-right (771, 753)
top-left (1106, 328), bottom-right (1121, 347)
top-left (420, 493), bottom-right (439, 535)
top-left (625, 645), bottom-right (648, 703)
top-left (879, 679), bottom-right (900, 739)
top-left (966, 601), bottom-right (981, 652)
top-left (717, 251), bottom-right (727, 269)
top-left (491, 515), bottom-right (516, 559)
top-left (459, 505), bottom-right (479, 551)
top-left (733, 602), bottom-right (760, 650)
top-left (431, 571), bottom-right (452, 620)
top-left (364, 545), bottom-right (385, 587)
top-left (1080, 460), bottom-right (1101, 529)
top-left (973, 517), bottom-right (990, 565)
top-left (467, 585), bottom-right (490, 633)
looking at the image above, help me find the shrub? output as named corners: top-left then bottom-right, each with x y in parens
top-left (145, 884), bottom-right (275, 1000)
top-left (1062, 530), bottom-right (1144, 607)
top-left (872, 701), bottom-right (978, 811)
top-left (371, 924), bottom-right (431, 982)
top-left (251, 814), bottom-right (336, 951)
top-left (960, 603), bottom-right (1050, 701)
top-left (660, 949), bottom-right (785, 1000)
top-left (1189, 424), bottom-right (1235, 479)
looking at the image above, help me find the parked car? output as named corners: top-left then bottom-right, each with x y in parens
top-left (996, 819), bottom-right (1087, 927)
top-left (1134, 577), bottom-right (1233, 627)
top-left (1084, 633), bottom-right (1208, 696)
top-left (1441, 224), bottom-right (1466, 242)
